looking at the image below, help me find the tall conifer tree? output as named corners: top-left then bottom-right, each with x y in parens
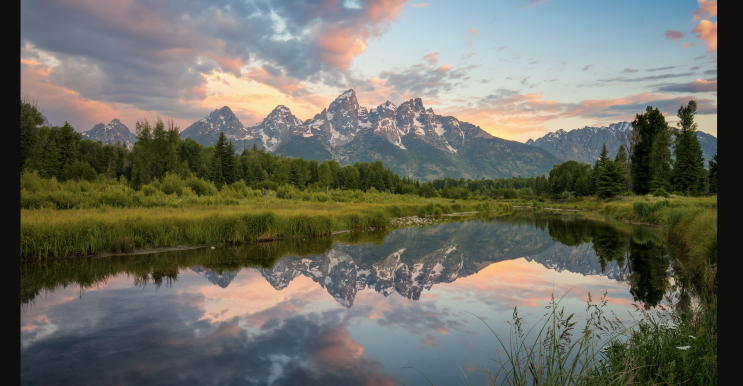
top-left (648, 123), bottom-right (673, 192)
top-left (630, 106), bottom-right (667, 194)
top-left (708, 153), bottom-right (717, 194)
top-left (672, 101), bottom-right (705, 195)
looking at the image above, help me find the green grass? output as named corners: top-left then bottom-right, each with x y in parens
top-left (21, 198), bottom-right (513, 261)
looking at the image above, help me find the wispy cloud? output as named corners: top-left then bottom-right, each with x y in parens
top-left (516, 0), bottom-right (552, 9)
top-left (582, 65), bottom-right (593, 72)
top-left (468, 28), bottom-right (479, 37)
top-left (683, 42), bottom-right (694, 48)
top-left (410, 2), bottom-right (431, 8)
top-left (422, 52), bottom-right (441, 65)
top-left (492, 45), bottom-right (508, 52)
top-left (663, 30), bottom-right (685, 40)
top-left (621, 68), bottom-right (639, 73)
top-left (655, 78), bottom-right (717, 93)
top-left (647, 66), bottom-right (678, 72)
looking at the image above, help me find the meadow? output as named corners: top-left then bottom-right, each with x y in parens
top-left (20, 171), bottom-right (511, 260)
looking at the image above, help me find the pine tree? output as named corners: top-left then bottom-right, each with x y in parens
top-left (671, 101), bottom-right (705, 195)
top-left (708, 153), bottom-right (717, 194)
top-left (223, 139), bottom-right (237, 185)
top-left (596, 144), bottom-right (623, 199)
top-left (614, 144), bottom-right (630, 192)
top-left (630, 106), bottom-right (667, 194)
top-left (42, 139), bottom-right (61, 178)
top-left (648, 123), bottom-right (673, 192)
top-left (344, 167), bottom-right (360, 190)
top-left (210, 155), bottom-right (224, 188)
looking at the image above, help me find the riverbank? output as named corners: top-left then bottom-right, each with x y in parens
top-left (21, 200), bottom-right (513, 261)
top-left (490, 195), bottom-right (718, 385)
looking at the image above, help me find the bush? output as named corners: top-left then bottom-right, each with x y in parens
top-left (653, 187), bottom-right (669, 198)
top-left (417, 206), bottom-right (427, 218)
top-left (650, 199), bottom-right (670, 212)
top-left (633, 201), bottom-right (651, 217)
top-left (433, 207), bottom-right (443, 216)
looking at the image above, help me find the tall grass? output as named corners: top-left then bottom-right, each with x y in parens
top-left (21, 201), bottom-right (514, 260)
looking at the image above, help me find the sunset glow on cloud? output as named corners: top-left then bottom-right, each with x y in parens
top-left (21, 0), bottom-right (717, 140)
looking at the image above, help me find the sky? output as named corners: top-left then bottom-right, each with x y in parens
top-left (20, 0), bottom-right (717, 142)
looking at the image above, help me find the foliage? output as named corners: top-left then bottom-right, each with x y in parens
top-left (671, 101), bottom-right (706, 195)
top-left (630, 106), bottom-right (668, 194)
top-left (707, 153), bottom-right (717, 194)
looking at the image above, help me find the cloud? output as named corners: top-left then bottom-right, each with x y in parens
top-left (655, 78), bottom-right (717, 93)
top-left (468, 28), bottom-right (479, 37)
top-left (692, 0), bottom-right (717, 22)
top-left (517, 0), bottom-right (552, 9)
top-left (493, 45), bottom-right (508, 52)
top-left (693, 19), bottom-right (717, 53)
top-left (410, 2), bottom-right (431, 8)
top-left (663, 30), bottom-right (685, 40)
top-left (422, 52), bottom-right (441, 65)
top-left (683, 42), bottom-right (694, 48)
top-left (440, 89), bottom-right (716, 139)
top-left (20, 0), bottom-right (408, 125)
top-left (690, 66), bottom-right (700, 70)
top-left (582, 65), bottom-right (593, 72)
top-left (462, 53), bottom-right (476, 60)
top-left (647, 66), bottom-right (677, 72)
top-left (377, 59), bottom-right (479, 99)
top-left (598, 72), bottom-right (694, 83)
top-left (621, 68), bottom-right (639, 73)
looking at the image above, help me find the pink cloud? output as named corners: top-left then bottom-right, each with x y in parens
top-left (410, 2), bottom-right (430, 8)
top-left (468, 28), bottom-right (479, 37)
top-left (692, 0), bottom-right (717, 22)
top-left (693, 19), bottom-right (717, 53)
top-left (683, 42), bottom-right (694, 48)
top-left (422, 52), bottom-right (441, 65)
top-left (663, 30), bottom-right (685, 40)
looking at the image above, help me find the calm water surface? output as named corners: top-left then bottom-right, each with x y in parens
top-left (21, 211), bottom-right (673, 385)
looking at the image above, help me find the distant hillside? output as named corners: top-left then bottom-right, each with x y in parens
top-left (526, 123), bottom-right (718, 165)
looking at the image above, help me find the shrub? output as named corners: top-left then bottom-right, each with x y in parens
top-left (417, 206), bottom-right (427, 218)
top-left (650, 199), bottom-right (670, 212)
top-left (653, 187), bottom-right (669, 198)
top-left (433, 207), bottom-right (443, 216)
top-left (633, 201), bottom-right (651, 217)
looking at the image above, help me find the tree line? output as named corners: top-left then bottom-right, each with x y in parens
top-left (20, 98), bottom-right (716, 199)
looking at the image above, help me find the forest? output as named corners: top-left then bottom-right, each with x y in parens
top-left (20, 98), bottom-right (716, 208)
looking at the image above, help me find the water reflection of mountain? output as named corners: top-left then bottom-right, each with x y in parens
top-left (190, 266), bottom-right (240, 288)
top-left (524, 243), bottom-right (626, 281)
top-left (254, 218), bottom-right (634, 308)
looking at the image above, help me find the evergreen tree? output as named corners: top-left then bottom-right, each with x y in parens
top-left (596, 144), bottom-right (623, 199)
top-left (57, 122), bottom-right (81, 170)
top-left (671, 101), bottom-right (705, 195)
top-left (223, 139), bottom-right (237, 185)
top-left (614, 144), bottom-right (630, 192)
top-left (41, 139), bottom-right (61, 178)
top-left (20, 99), bottom-right (45, 172)
top-left (318, 161), bottom-right (332, 188)
top-left (708, 153), bottom-right (717, 194)
top-left (210, 155), bottom-right (224, 188)
top-left (630, 106), bottom-right (667, 194)
top-left (344, 166), bottom-right (360, 190)
top-left (309, 160), bottom-right (319, 184)
top-left (648, 123), bottom-right (673, 192)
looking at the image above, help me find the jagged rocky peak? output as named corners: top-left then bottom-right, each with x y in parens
top-left (82, 118), bottom-right (137, 149)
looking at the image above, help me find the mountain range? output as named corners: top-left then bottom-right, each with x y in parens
top-left (78, 89), bottom-right (718, 179)
top-left (178, 90), bottom-right (560, 180)
top-left (526, 122), bottom-right (718, 165)
top-left (81, 118), bottom-right (137, 149)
